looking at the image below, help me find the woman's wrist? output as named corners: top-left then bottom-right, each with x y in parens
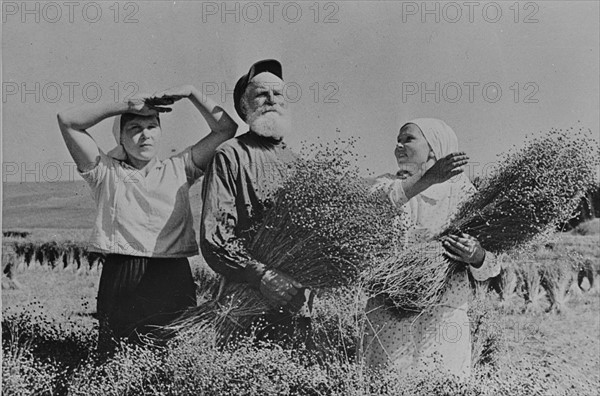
top-left (410, 173), bottom-right (434, 197)
top-left (125, 96), bottom-right (145, 112)
top-left (188, 86), bottom-right (205, 104)
top-left (187, 86), bottom-right (237, 137)
top-left (420, 170), bottom-right (437, 187)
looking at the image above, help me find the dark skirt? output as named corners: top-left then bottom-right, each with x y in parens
top-left (97, 254), bottom-right (196, 350)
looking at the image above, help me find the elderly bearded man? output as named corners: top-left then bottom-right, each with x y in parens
top-left (200, 59), bottom-right (313, 346)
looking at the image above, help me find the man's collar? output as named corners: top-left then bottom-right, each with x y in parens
top-left (248, 130), bottom-right (286, 147)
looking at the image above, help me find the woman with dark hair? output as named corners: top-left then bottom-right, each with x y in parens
top-left (57, 86), bottom-right (237, 350)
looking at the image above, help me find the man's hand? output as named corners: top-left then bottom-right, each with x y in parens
top-left (259, 269), bottom-right (303, 308)
top-left (422, 152), bottom-right (469, 185)
top-left (442, 233), bottom-right (485, 267)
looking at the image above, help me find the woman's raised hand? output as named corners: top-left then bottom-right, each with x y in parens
top-left (423, 152), bottom-right (469, 185)
top-left (127, 92), bottom-right (174, 115)
top-left (152, 85), bottom-right (195, 103)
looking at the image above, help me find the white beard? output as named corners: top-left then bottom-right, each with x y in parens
top-left (247, 108), bottom-right (291, 140)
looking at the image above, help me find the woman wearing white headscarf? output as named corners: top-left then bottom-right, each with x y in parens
top-left (363, 118), bottom-right (500, 378)
top-left (57, 86), bottom-right (237, 351)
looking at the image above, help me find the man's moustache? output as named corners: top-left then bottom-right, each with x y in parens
top-left (260, 106), bottom-right (282, 114)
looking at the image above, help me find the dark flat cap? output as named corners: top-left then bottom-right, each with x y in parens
top-left (234, 59), bottom-right (283, 121)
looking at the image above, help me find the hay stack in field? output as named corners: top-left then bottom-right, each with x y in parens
top-left (8, 238), bottom-right (97, 271)
top-left (368, 127), bottom-right (600, 313)
top-left (2, 244), bottom-right (22, 289)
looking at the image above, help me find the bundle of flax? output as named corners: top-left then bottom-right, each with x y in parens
top-left (368, 128), bottom-right (599, 313)
top-left (170, 138), bottom-right (401, 344)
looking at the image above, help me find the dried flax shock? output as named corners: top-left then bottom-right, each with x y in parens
top-left (442, 128), bottom-right (599, 253)
top-left (368, 241), bottom-right (461, 313)
top-left (368, 128), bottom-right (599, 313)
top-left (168, 137), bottom-right (401, 343)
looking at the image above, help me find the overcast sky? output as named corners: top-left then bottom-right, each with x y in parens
top-left (2, 1), bottom-right (599, 182)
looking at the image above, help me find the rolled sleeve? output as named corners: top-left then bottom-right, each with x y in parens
top-left (469, 251), bottom-right (501, 281)
top-left (175, 146), bottom-right (204, 184)
top-left (371, 174), bottom-right (409, 208)
top-left (79, 152), bottom-right (108, 194)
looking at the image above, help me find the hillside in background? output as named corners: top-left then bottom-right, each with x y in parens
top-left (3, 179), bottom-right (596, 233)
top-left (2, 181), bottom-right (203, 232)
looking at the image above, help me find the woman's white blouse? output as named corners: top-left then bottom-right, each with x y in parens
top-left (80, 147), bottom-right (203, 258)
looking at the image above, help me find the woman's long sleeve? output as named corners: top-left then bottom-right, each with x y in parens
top-left (469, 251), bottom-right (501, 281)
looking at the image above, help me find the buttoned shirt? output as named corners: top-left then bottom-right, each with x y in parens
top-left (200, 132), bottom-right (297, 283)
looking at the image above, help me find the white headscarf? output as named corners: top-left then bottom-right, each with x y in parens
top-left (404, 118), bottom-right (458, 161)
top-left (400, 118), bottom-right (474, 235)
top-left (106, 115), bottom-right (127, 160)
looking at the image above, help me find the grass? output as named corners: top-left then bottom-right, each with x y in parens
top-left (4, 284), bottom-right (598, 395)
top-left (3, 229), bottom-right (600, 395)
